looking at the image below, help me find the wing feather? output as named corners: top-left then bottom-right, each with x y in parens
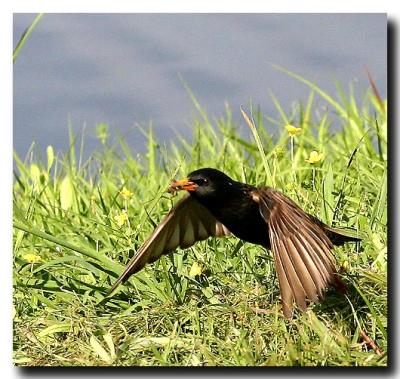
top-left (181, 216), bottom-right (194, 248)
top-left (107, 195), bottom-right (230, 295)
top-left (274, 229), bottom-right (307, 310)
top-left (269, 228), bottom-right (294, 318)
top-left (165, 223), bottom-right (180, 253)
top-left (278, 213), bottom-right (330, 294)
top-left (197, 221), bottom-right (209, 240)
top-left (255, 187), bottom-right (338, 317)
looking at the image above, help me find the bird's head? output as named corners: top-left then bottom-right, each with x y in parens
top-left (168, 168), bottom-right (236, 204)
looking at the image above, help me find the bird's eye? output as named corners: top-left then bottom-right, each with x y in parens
top-left (192, 178), bottom-right (208, 186)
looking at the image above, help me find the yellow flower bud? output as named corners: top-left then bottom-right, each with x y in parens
top-left (274, 146), bottom-right (286, 158)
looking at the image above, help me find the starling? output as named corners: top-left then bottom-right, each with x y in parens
top-left (108, 168), bottom-right (360, 317)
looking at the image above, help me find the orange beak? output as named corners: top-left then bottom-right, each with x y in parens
top-left (168, 178), bottom-right (198, 193)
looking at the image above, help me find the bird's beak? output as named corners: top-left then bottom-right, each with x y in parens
top-left (168, 178), bottom-right (198, 193)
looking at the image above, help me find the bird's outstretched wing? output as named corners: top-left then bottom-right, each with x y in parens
top-left (107, 195), bottom-right (230, 295)
top-left (253, 188), bottom-right (337, 318)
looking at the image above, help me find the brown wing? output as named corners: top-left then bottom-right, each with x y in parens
top-left (107, 195), bottom-right (230, 295)
top-left (253, 188), bottom-right (337, 318)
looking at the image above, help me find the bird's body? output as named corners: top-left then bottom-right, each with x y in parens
top-left (191, 180), bottom-right (270, 247)
top-left (108, 168), bottom-right (361, 317)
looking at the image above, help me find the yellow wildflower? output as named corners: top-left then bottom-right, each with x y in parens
top-left (114, 210), bottom-right (129, 227)
top-left (305, 150), bottom-right (324, 164)
top-left (23, 253), bottom-right (41, 264)
top-left (120, 186), bottom-right (133, 199)
top-left (285, 124), bottom-right (302, 137)
top-left (189, 262), bottom-right (203, 277)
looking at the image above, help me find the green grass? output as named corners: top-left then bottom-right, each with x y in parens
top-left (13, 75), bottom-right (387, 366)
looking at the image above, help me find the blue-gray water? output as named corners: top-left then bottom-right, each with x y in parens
top-left (13, 13), bottom-right (387, 158)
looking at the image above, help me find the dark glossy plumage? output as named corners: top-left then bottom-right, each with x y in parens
top-left (108, 167), bottom-right (361, 317)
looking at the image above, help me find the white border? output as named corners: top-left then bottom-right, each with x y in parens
top-left (2, 1), bottom-right (398, 377)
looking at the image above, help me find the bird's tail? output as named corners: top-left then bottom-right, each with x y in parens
top-left (323, 225), bottom-right (363, 246)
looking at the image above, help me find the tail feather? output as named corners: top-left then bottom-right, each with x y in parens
top-left (307, 213), bottom-right (363, 246)
top-left (323, 226), bottom-right (363, 246)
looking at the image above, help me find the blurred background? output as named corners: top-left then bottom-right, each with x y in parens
top-left (13, 13), bottom-right (387, 158)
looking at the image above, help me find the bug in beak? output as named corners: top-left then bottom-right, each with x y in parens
top-left (168, 178), bottom-right (198, 193)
